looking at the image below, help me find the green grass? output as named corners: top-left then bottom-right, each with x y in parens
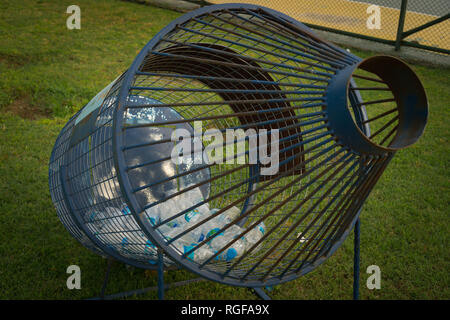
top-left (0, 0), bottom-right (448, 299)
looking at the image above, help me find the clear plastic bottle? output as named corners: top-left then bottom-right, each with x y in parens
top-left (139, 191), bottom-right (268, 263)
top-left (182, 243), bottom-right (215, 263)
top-left (243, 222), bottom-right (266, 252)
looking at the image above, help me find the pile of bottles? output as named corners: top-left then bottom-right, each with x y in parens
top-left (85, 186), bottom-right (265, 264)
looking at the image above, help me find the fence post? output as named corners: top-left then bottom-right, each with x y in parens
top-left (395, 0), bottom-right (408, 51)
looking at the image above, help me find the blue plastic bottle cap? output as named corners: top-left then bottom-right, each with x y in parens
top-left (226, 248), bottom-right (237, 261)
top-left (183, 245), bottom-right (195, 261)
top-left (259, 225), bottom-right (265, 234)
top-left (122, 206), bottom-right (131, 215)
top-left (145, 239), bottom-right (155, 250)
top-left (148, 217), bottom-right (157, 226)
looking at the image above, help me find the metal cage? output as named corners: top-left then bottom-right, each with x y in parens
top-left (49, 4), bottom-right (428, 289)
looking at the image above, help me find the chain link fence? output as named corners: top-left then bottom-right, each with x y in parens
top-left (207, 0), bottom-right (450, 55)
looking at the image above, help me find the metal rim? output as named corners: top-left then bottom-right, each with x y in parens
top-left (347, 55), bottom-right (428, 152)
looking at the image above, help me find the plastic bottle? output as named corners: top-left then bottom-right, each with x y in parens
top-left (243, 222), bottom-right (266, 251)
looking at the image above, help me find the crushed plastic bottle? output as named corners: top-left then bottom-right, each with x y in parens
top-left (244, 222), bottom-right (266, 248)
top-left (87, 185), bottom-right (270, 264)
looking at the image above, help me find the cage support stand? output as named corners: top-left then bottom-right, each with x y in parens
top-left (89, 225), bottom-right (361, 300)
top-left (252, 287), bottom-right (271, 300)
top-left (157, 248), bottom-right (164, 300)
top-left (89, 257), bottom-right (270, 300)
top-left (353, 218), bottom-right (360, 300)
top-left (99, 258), bottom-right (114, 299)
top-left (89, 255), bottom-right (205, 300)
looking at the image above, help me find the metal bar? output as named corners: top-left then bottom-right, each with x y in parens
top-left (197, 147), bottom-right (346, 268)
top-left (323, 161), bottom-right (384, 247)
top-left (100, 258), bottom-right (113, 300)
top-left (163, 33), bottom-right (336, 77)
top-left (352, 74), bottom-right (386, 84)
top-left (277, 159), bottom-right (368, 278)
top-left (239, 8), bottom-right (358, 65)
top-left (124, 106), bottom-right (326, 130)
top-left (165, 140), bottom-right (337, 245)
top-left (240, 154), bottom-right (355, 280)
top-left (353, 218), bottom-right (360, 300)
top-left (271, 159), bottom-right (362, 274)
top-left (193, 15), bottom-right (344, 70)
top-left (297, 157), bottom-right (385, 271)
top-left (59, 166), bottom-right (154, 270)
top-left (240, 8), bottom-right (358, 65)
top-left (126, 95), bottom-right (325, 110)
top-left (350, 87), bottom-right (390, 91)
top-left (249, 155), bottom-right (357, 277)
top-left (395, 0), bottom-right (409, 51)
top-left (131, 131), bottom-right (325, 201)
top-left (126, 113), bottom-right (326, 174)
top-left (356, 98), bottom-right (395, 107)
top-left (219, 148), bottom-right (348, 277)
top-left (88, 278), bottom-right (205, 300)
top-left (369, 115), bottom-right (399, 139)
top-left (253, 287), bottom-right (271, 300)
top-left (124, 116), bottom-right (326, 159)
top-left (145, 50), bottom-right (330, 83)
top-left (134, 71), bottom-right (327, 89)
top-left (168, 141), bottom-right (338, 249)
top-left (260, 158), bottom-right (359, 280)
top-left (229, 8), bottom-right (354, 64)
top-left (157, 249), bottom-right (164, 300)
top-left (402, 13), bottom-right (449, 38)
top-left (362, 108), bottom-right (397, 124)
top-left (297, 174), bottom-right (367, 267)
top-left (141, 129), bottom-right (330, 216)
top-left (128, 115), bottom-right (327, 183)
top-left (135, 118), bottom-right (329, 197)
top-left (321, 156), bottom-right (391, 251)
top-left (130, 85), bottom-right (324, 96)
top-left (123, 112), bottom-right (327, 151)
top-left (379, 124), bottom-right (399, 146)
top-left (400, 41), bottom-right (450, 55)
top-left (130, 116), bottom-right (325, 162)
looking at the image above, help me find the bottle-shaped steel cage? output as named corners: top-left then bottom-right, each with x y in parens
top-left (49, 4), bottom-right (427, 287)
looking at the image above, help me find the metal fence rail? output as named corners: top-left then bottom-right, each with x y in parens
top-left (207, 0), bottom-right (450, 55)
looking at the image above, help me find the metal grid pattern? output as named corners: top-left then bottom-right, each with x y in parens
top-left (49, 110), bottom-right (104, 256)
top-left (208, 0), bottom-right (450, 54)
top-left (49, 4), bottom-right (428, 287)
top-left (49, 74), bottom-right (175, 268)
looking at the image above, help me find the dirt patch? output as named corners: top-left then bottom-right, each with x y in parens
top-left (0, 53), bottom-right (29, 68)
top-left (4, 96), bottom-right (51, 120)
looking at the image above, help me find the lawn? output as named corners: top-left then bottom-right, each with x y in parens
top-left (0, 0), bottom-right (448, 299)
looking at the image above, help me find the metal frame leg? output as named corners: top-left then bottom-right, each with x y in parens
top-left (252, 287), bottom-right (271, 300)
top-left (87, 249), bottom-right (204, 300)
top-left (157, 249), bottom-right (165, 300)
top-left (353, 218), bottom-right (360, 300)
top-left (100, 258), bottom-right (113, 300)
top-left (90, 229), bottom-right (361, 301)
